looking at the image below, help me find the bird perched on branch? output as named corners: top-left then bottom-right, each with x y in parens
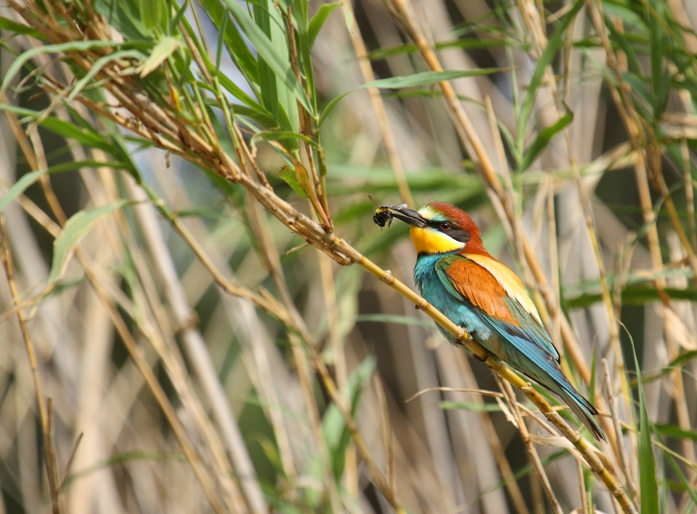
top-left (374, 201), bottom-right (605, 441)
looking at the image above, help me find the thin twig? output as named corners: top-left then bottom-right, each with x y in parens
top-left (0, 217), bottom-right (63, 514)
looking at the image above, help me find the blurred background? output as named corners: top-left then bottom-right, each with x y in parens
top-left (1, 0), bottom-right (697, 512)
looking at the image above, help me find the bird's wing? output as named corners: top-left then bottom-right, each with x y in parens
top-left (435, 254), bottom-right (559, 361)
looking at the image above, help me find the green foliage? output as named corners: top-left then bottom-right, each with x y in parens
top-left (49, 201), bottom-right (133, 283)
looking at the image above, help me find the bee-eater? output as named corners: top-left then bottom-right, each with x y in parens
top-left (381, 202), bottom-right (605, 440)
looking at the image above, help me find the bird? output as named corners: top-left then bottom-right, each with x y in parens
top-left (377, 201), bottom-right (605, 441)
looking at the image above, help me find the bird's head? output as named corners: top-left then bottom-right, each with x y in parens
top-left (386, 202), bottom-right (488, 256)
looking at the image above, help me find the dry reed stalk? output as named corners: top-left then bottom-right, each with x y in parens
top-left (603, 359), bottom-right (639, 504)
top-left (3, 81), bottom-right (233, 514)
top-left (0, 217), bottom-right (63, 514)
top-left (126, 181), bottom-right (267, 514)
top-left (498, 377), bottom-right (563, 514)
top-left (448, 351), bottom-right (531, 514)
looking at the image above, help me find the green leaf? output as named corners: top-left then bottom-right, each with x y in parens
top-left (253, 0), bottom-right (280, 119)
top-left (221, 0), bottom-right (313, 114)
top-left (320, 68), bottom-right (503, 126)
top-left (215, 8), bottom-right (229, 72)
top-left (198, 0), bottom-right (258, 83)
top-left (654, 424), bottom-right (697, 442)
top-left (0, 169), bottom-right (48, 212)
top-left (322, 356), bottom-right (376, 479)
top-left (49, 201), bottom-right (132, 284)
top-left (308, 3), bottom-right (342, 48)
top-left (139, 36), bottom-right (182, 77)
top-left (2, 41), bottom-right (123, 92)
top-left (251, 131), bottom-right (317, 146)
top-left (139, 0), bottom-right (162, 30)
top-left (69, 50), bottom-right (145, 101)
top-left (628, 329), bottom-right (660, 514)
top-left (647, 1), bottom-right (671, 121)
top-left (475, 450), bottom-right (568, 501)
top-left (0, 161), bottom-right (125, 213)
top-left (520, 111), bottom-right (573, 171)
top-left (216, 74), bottom-right (274, 123)
top-left (0, 16), bottom-right (43, 39)
top-left (566, 285), bottom-right (697, 309)
top-left (279, 166), bottom-right (307, 198)
top-left (517, 0), bottom-right (583, 141)
top-left (641, 351), bottom-right (697, 384)
top-left (94, 0), bottom-right (152, 39)
top-left (169, 0), bottom-right (189, 34)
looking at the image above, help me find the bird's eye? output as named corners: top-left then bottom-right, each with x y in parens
top-left (440, 222), bottom-right (452, 231)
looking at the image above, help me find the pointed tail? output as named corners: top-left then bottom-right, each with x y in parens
top-left (557, 385), bottom-right (606, 441)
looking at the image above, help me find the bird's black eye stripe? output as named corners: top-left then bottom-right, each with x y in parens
top-left (449, 229), bottom-right (471, 243)
top-left (427, 219), bottom-right (471, 243)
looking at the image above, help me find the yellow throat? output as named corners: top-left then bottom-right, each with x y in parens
top-left (409, 226), bottom-right (464, 255)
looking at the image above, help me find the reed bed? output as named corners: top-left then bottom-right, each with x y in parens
top-left (1, 0), bottom-right (696, 512)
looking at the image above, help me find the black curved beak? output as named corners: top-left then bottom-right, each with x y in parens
top-left (386, 205), bottom-right (428, 228)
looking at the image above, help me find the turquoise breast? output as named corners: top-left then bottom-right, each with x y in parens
top-left (413, 254), bottom-right (494, 345)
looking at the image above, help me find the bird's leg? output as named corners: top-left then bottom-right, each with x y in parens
top-left (456, 329), bottom-right (489, 362)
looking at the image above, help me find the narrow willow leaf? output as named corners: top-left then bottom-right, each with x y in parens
top-left (648, 0), bottom-right (670, 120)
top-left (308, 3), bottom-right (342, 47)
top-left (322, 356), bottom-right (376, 479)
top-left (365, 68), bottom-right (502, 89)
top-left (198, 0), bottom-right (258, 83)
top-left (253, 0), bottom-right (279, 118)
top-left (654, 424), bottom-right (697, 442)
top-left (0, 161), bottom-right (125, 213)
top-left (216, 74), bottom-right (273, 122)
top-left (63, 451), bottom-right (187, 488)
top-left (629, 331), bottom-right (660, 514)
top-left (521, 111), bottom-right (573, 171)
top-left (2, 41), bottom-right (123, 92)
top-left (291, 0), bottom-right (309, 34)
top-left (252, 131), bottom-right (317, 146)
top-left (139, 0), bottom-right (161, 30)
top-left (517, 0), bottom-right (583, 139)
top-left (662, 442), bottom-right (697, 506)
top-left (0, 16), bottom-right (43, 38)
top-left (279, 166), bottom-right (307, 198)
top-left (49, 201), bottom-right (132, 284)
top-left (70, 50), bottom-right (145, 101)
top-left (94, 0), bottom-right (153, 40)
top-left (221, 0), bottom-right (313, 114)
top-left (0, 169), bottom-right (48, 212)
top-left (0, 104), bottom-right (115, 152)
top-left (215, 8), bottom-right (229, 72)
top-left (319, 68), bottom-right (503, 126)
top-left (476, 450), bottom-right (568, 500)
top-left (169, 0), bottom-right (189, 35)
top-left (567, 285), bottom-right (697, 308)
top-left (229, 104), bottom-right (278, 128)
top-left (139, 36), bottom-right (182, 77)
